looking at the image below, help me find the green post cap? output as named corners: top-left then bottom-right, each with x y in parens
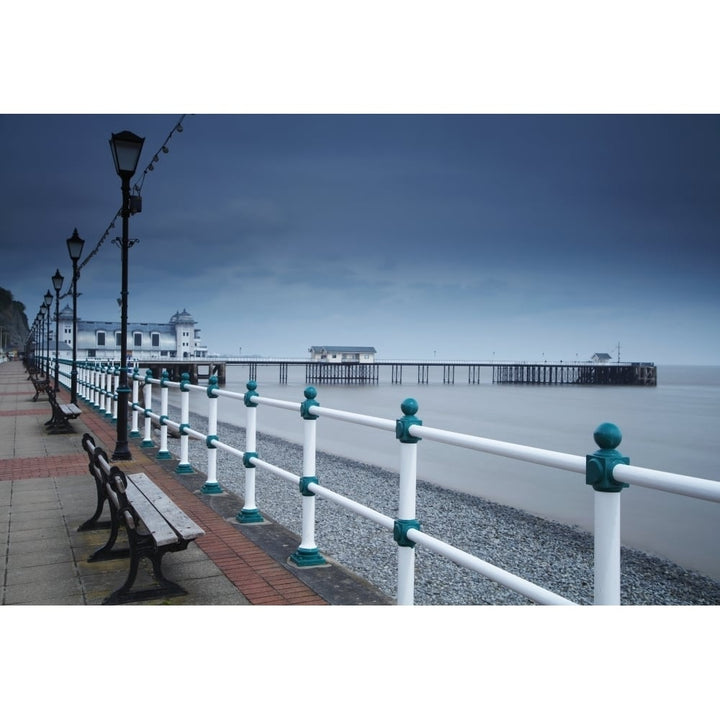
top-left (244, 380), bottom-right (258, 407)
top-left (301, 386), bottom-right (319, 420)
top-left (586, 422), bottom-right (630, 492)
top-left (179, 372), bottom-right (191, 391)
top-left (207, 375), bottom-right (219, 398)
top-left (396, 398), bottom-right (422, 443)
top-left (160, 369), bottom-right (169, 386)
top-left (144, 369), bottom-right (153, 383)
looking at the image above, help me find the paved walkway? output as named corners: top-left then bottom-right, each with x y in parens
top-left (0, 361), bottom-right (391, 605)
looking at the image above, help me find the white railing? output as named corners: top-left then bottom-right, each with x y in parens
top-left (63, 361), bottom-right (720, 606)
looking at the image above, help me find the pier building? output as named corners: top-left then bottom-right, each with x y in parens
top-left (55, 307), bottom-right (207, 362)
top-left (308, 346), bottom-right (377, 363)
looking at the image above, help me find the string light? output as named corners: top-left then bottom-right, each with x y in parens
top-left (133, 114), bottom-right (188, 193)
top-left (58, 114), bottom-right (190, 299)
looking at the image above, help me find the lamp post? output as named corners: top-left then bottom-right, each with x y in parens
top-left (39, 304), bottom-right (47, 376)
top-left (109, 130), bottom-right (145, 461)
top-left (51, 269), bottom-right (64, 391)
top-left (66, 228), bottom-right (85, 404)
top-left (43, 290), bottom-right (52, 378)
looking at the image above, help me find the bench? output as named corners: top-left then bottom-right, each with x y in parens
top-left (44, 386), bottom-right (82, 433)
top-left (29, 373), bottom-right (50, 401)
top-left (80, 433), bottom-right (205, 604)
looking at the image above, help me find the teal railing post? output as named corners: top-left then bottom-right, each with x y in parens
top-left (201, 375), bottom-right (223, 494)
top-left (156, 369), bottom-right (172, 460)
top-left (175, 372), bottom-right (194, 474)
top-left (395, 398), bottom-right (423, 606)
top-left (290, 386), bottom-right (326, 566)
top-left (586, 422), bottom-right (629, 605)
top-left (237, 380), bottom-right (263, 523)
top-left (141, 369), bottom-right (155, 447)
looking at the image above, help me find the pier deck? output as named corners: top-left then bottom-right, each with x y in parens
top-left (137, 360), bottom-right (657, 386)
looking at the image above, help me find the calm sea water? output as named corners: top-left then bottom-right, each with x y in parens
top-left (166, 363), bottom-right (720, 580)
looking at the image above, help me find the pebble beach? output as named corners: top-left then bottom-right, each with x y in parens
top-left (167, 414), bottom-right (720, 605)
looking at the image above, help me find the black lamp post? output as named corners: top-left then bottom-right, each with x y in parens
top-left (66, 228), bottom-right (85, 404)
top-left (109, 130), bottom-right (145, 461)
top-left (52, 269), bottom-right (64, 391)
top-left (43, 290), bottom-right (52, 378)
top-left (39, 304), bottom-right (47, 376)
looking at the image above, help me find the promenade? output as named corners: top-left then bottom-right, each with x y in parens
top-left (0, 360), bottom-right (391, 606)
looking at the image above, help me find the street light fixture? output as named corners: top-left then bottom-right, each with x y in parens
top-left (66, 228), bottom-right (85, 404)
top-left (43, 290), bottom-right (52, 378)
top-left (51, 269), bottom-right (64, 391)
top-left (109, 130), bottom-right (145, 461)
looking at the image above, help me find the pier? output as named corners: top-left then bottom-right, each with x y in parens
top-left (492, 362), bottom-right (657, 386)
top-left (135, 359), bottom-right (657, 387)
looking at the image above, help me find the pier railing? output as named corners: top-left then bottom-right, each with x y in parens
top-left (55, 358), bottom-right (719, 605)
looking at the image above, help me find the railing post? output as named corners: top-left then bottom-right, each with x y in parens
top-left (141, 369), bottom-right (155, 448)
top-left (175, 372), bottom-right (194, 474)
top-left (92, 364), bottom-right (101, 409)
top-left (110, 365), bottom-right (119, 424)
top-left (90, 364), bottom-right (98, 410)
top-left (130, 367), bottom-right (141, 437)
top-left (104, 365), bottom-right (114, 420)
top-left (81, 361), bottom-right (89, 402)
top-left (237, 380), bottom-right (263, 522)
top-left (586, 422), bottom-right (629, 605)
top-left (156, 369), bottom-right (172, 460)
top-left (394, 398), bottom-right (422, 606)
top-left (201, 375), bottom-right (223, 494)
top-left (99, 364), bottom-right (108, 415)
top-left (290, 386), bottom-right (326, 566)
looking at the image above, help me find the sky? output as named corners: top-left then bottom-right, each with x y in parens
top-left (1, 6), bottom-right (719, 366)
top-left (2, 112), bottom-right (718, 365)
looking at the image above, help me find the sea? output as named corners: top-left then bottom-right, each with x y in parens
top-left (161, 363), bottom-right (720, 581)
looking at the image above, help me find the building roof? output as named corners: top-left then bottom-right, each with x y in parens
top-left (593, 352), bottom-right (612, 360)
top-left (309, 346), bottom-right (377, 353)
top-left (170, 309), bottom-right (195, 324)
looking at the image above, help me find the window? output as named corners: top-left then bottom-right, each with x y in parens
top-left (152, 332), bottom-right (160, 347)
top-left (134, 332), bottom-right (142, 347)
top-left (115, 332), bottom-right (122, 346)
top-left (97, 331), bottom-right (105, 346)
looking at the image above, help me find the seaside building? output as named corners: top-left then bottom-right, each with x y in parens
top-left (54, 306), bottom-right (207, 361)
top-left (308, 346), bottom-right (377, 363)
top-left (591, 352), bottom-right (613, 364)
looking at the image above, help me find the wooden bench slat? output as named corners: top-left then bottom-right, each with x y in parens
top-left (127, 473), bottom-right (204, 540)
top-left (124, 483), bottom-right (179, 547)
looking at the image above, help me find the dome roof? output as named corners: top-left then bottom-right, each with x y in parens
top-left (170, 308), bottom-right (195, 324)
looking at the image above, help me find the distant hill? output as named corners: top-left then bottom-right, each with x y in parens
top-left (0, 287), bottom-right (30, 355)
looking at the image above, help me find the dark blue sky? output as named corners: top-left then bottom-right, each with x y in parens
top-left (1, 113), bottom-right (719, 363)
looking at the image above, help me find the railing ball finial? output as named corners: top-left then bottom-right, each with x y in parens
top-left (301, 385), bottom-right (319, 419)
top-left (586, 422), bottom-right (629, 492)
top-left (396, 398), bottom-right (422, 443)
top-left (244, 380), bottom-right (258, 407)
top-left (593, 422), bottom-right (622, 451)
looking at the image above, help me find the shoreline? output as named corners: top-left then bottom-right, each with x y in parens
top-left (166, 413), bottom-right (720, 605)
